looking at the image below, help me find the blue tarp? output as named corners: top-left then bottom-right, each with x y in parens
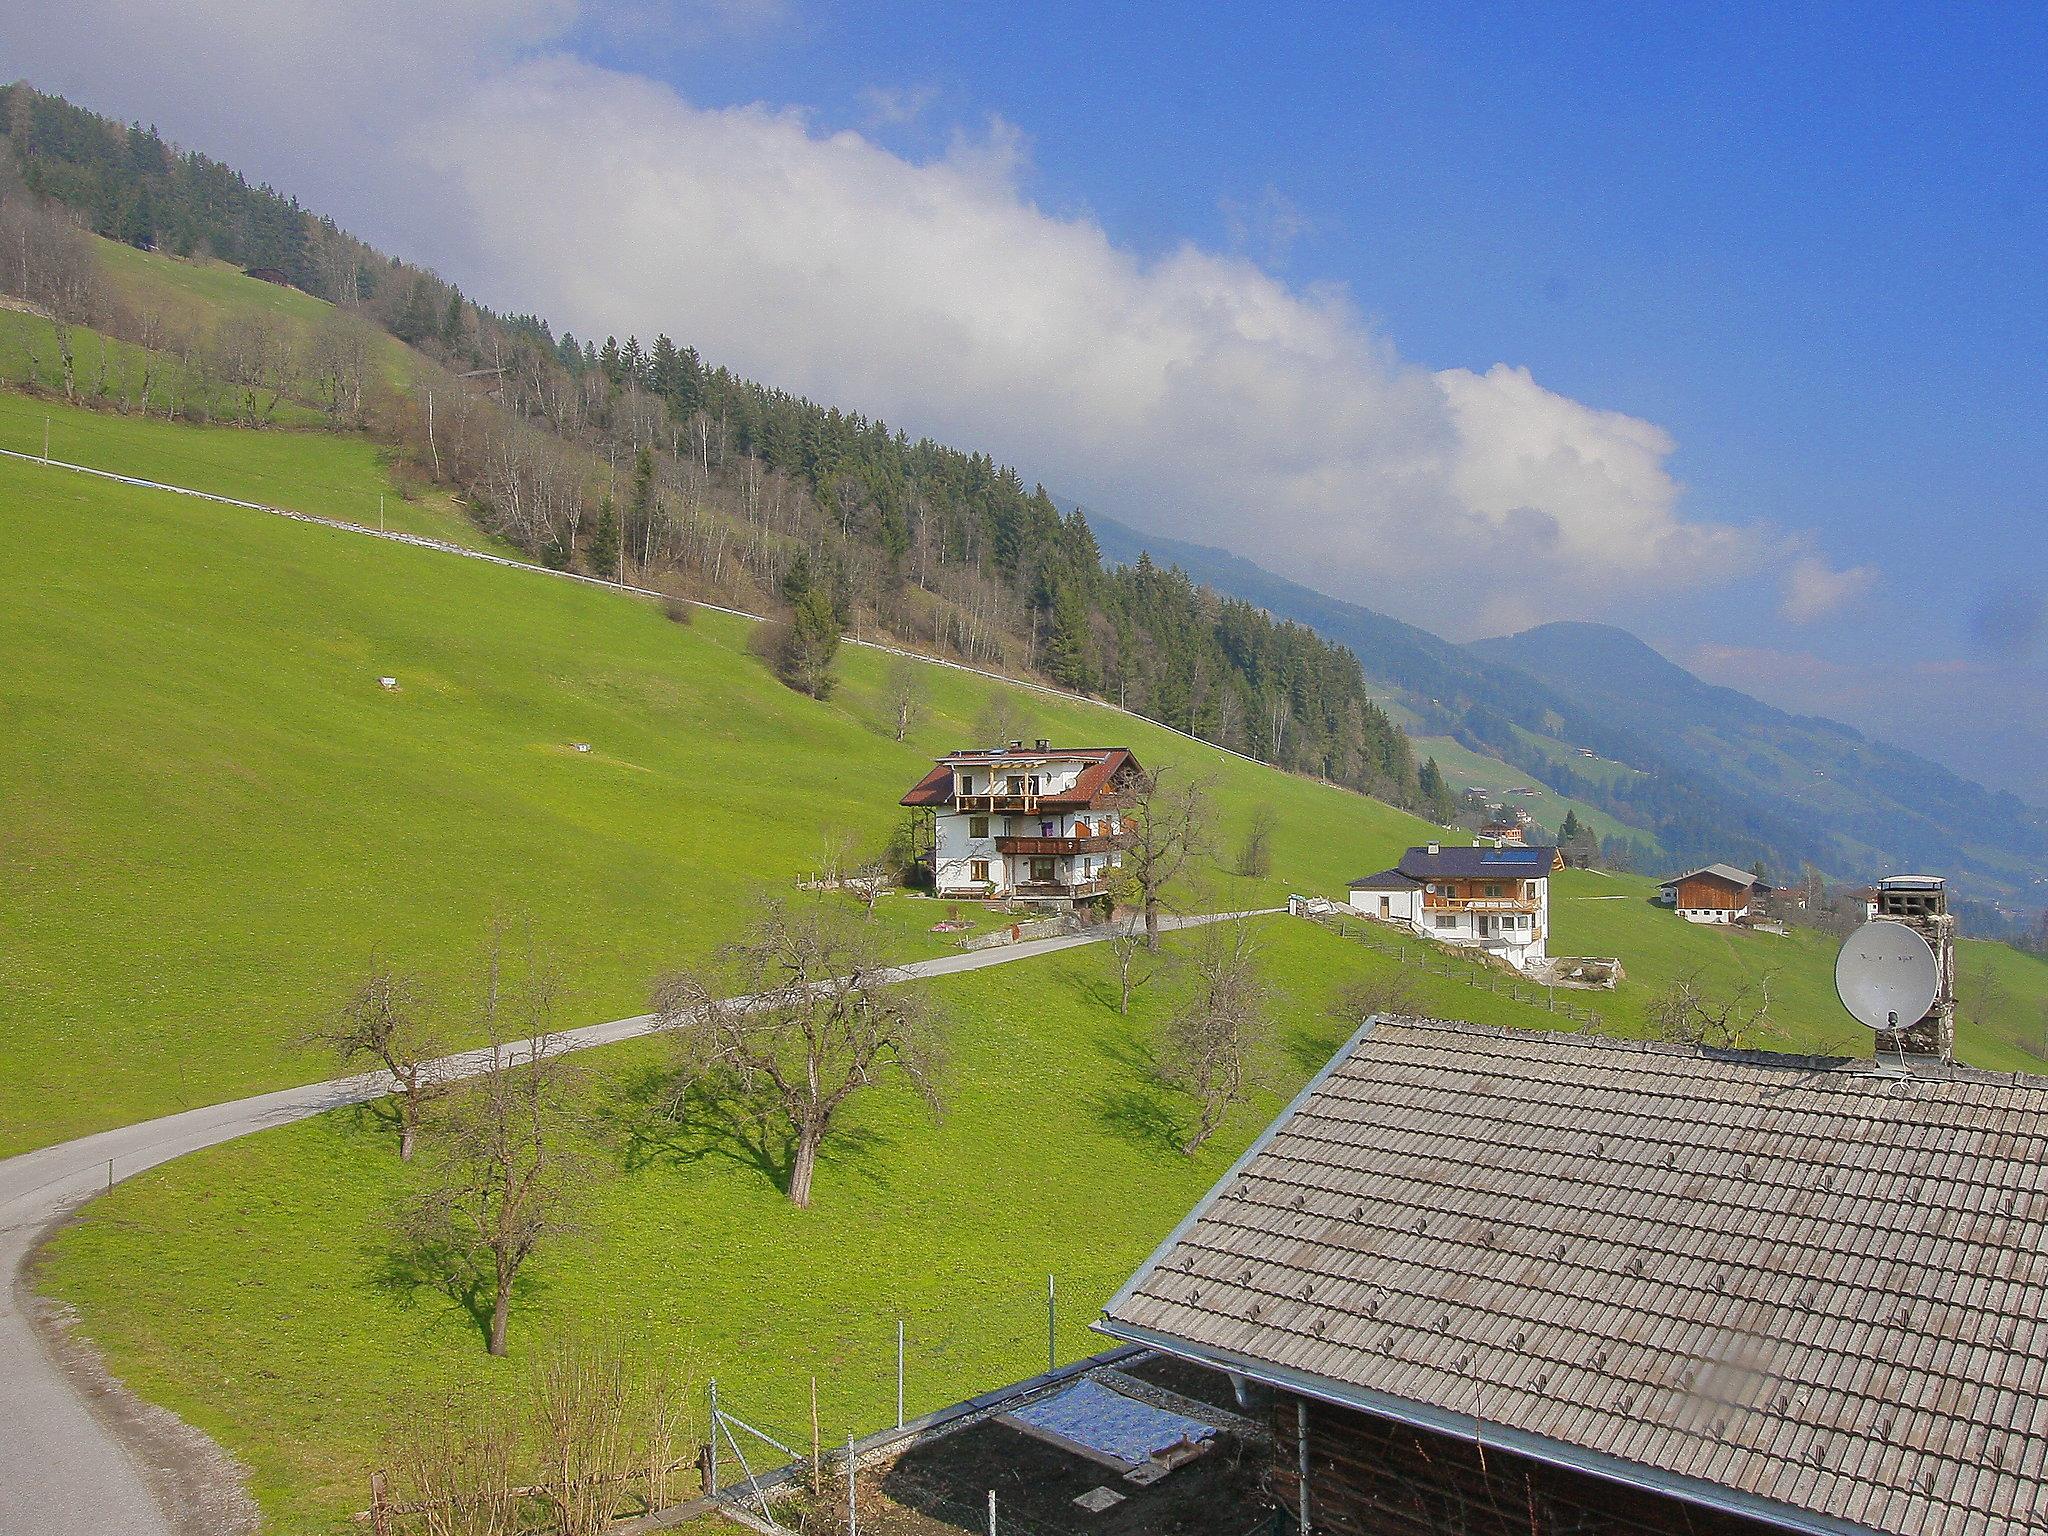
top-left (1006, 1379), bottom-right (1217, 1466)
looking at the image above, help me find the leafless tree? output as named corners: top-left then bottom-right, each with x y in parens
top-left (1116, 767), bottom-right (1213, 950)
top-left (316, 961), bottom-right (450, 1160)
top-left (306, 309), bottom-right (371, 424)
top-left (885, 656), bottom-right (927, 742)
top-left (1159, 920), bottom-right (1270, 1154)
top-left (405, 936), bottom-right (583, 1357)
top-left (1234, 803), bottom-right (1277, 879)
top-left (972, 691), bottom-right (1028, 748)
top-left (651, 901), bottom-right (945, 1209)
top-left (1328, 970), bottom-right (1419, 1024)
top-left (1105, 919), bottom-right (1162, 1015)
top-left (211, 310), bottom-right (292, 424)
top-left (1648, 970), bottom-right (1774, 1050)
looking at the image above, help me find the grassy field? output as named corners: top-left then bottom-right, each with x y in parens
top-left (12, 359), bottom-right (2048, 1532)
top-left (0, 391), bottom-right (499, 549)
top-left (38, 916), bottom-right (1589, 1532)
top-left (0, 430), bottom-right (1453, 1153)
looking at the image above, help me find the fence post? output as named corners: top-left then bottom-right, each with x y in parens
top-left (707, 1379), bottom-right (719, 1499)
top-left (369, 1471), bottom-right (390, 1536)
top-left (1047, 1274), bottom-right (1057, 1373)
top-left (847, 1432), bottom-right (858, 1536)
top-left (897, 1319), bottom-right (905, 1429)
top-left (988, 1488), bottom-right (997, 1535)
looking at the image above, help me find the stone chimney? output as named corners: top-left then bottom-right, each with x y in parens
top-left (1878, 875), bottom-right (1955, 1062)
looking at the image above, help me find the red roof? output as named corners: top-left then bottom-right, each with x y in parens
top-left (898, 748), bottom-right (1141, 810)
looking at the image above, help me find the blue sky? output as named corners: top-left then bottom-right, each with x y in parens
top-left (9, 1), bottom-right (2044, 795)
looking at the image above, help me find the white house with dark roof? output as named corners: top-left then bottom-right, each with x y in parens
top-left (900, 742), bottom-right (1142, 903)
top-left (1347, 841), bottom-right (1559, 970)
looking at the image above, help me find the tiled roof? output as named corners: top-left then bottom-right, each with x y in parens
top-left (1103, 1019), bottom-right (2048, 1536)
top-left (1396, 844), bottom-right (1558, 880)
top-left (898, 748), bottom-right (1140, 810)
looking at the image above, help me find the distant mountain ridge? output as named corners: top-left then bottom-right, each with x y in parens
top-left (1084, 508), bottom-right (2044, 918)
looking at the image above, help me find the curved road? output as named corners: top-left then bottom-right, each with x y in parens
top-left (0, 911), bottom-right (1272, 1536)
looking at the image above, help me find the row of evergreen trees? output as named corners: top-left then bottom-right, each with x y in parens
top-left (0, 84), bottom-right (1440, 815)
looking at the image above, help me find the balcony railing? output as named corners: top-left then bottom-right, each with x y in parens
top-left (1014, 879), bottom-right (1111, 899)
top-left (956, 792), bottom-right (1039, 814)
top-left (995, 834), bottom-right (1114, 856)
top-left (1423, 894), bottom-right (1539, 912)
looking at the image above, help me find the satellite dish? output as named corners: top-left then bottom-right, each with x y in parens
top-left (1836, 921), bottom-right (1939, 1033)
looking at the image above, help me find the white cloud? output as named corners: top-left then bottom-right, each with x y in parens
top-left (1779, 556), bottom-right (1880, 624)
top-left (2, 0), bottom-right (1777, 636)
top-left (857, 83), bottom-right (940, 129)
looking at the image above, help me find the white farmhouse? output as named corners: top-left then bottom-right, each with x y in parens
top-left (900, 742), bottom-right (1141, 905)
top-left (1347, 841), bottom-right (1560, 971)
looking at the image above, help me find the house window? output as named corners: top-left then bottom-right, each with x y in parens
top-left (1006, 774), bottom-right (1025, 795)
top-left (1435, 915), bottom-right (1457, 930)
top-left (1027, 774), bottom-right (1042, 795)
top-left (1485, 883), bottom-right (1503, 898)
top-left (1029, 857), bottom-right (1057, 884)
top-left (970, 859), bottom-right (990, 883)
top-left (969, 815), bottom-right (989, 838)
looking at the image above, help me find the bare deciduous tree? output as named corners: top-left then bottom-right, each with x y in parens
top-left (1328, 970), bottom-right (1419, 1024)
top-left (1648, 970), bottom-right (1774, 1050)
top-left (306, 309), bottom-right (371, 425)
top-left (317, 961), bottom-right (450, 1160)
top-left (1235, 803), bottom-right (1277, 879)
top-left (1115, 767), bottom-right (1212, 950)
top-left (885, 657), bottom-right (927, 742)
top-left (404, 937), bottom-right (583, 1357)
top-left (1159, 920), bottom-right (1270, 1154)
top-left (651, 901), bottom-right (945, 1208)
top-left (1106, 920), bottom-right (1160, 1015)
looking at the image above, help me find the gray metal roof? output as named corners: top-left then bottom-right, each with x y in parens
top-left (1101, 1019), bottom-right (2048, 1536)
top-left (1659, 863), bottom-right (1767, 889)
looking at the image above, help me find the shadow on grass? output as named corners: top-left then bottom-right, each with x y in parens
top-left (593, 1063), bottom-right (893, 1198)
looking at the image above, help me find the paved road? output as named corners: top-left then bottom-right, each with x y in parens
top-left (0, 910), bottom-right (1273, 1536)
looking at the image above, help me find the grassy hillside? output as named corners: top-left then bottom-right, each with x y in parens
top-left (33, 918), bottom-right (1602, 1532)
top-left (8, 395), bottom-right (2044, 1156)
top-left (14, 386), bottom-right (2048, 1533)
top-left (0, 414), bottom-right (1444, 1154)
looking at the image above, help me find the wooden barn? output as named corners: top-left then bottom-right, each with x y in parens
top-left (1656, 862), bottom-right (1772, 924)
top-left (1100, 1018), bottom-right (2048, 1535)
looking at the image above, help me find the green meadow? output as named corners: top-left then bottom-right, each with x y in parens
top-left (9, 371), bottom-right (2047, 1532)
top-left (37, 917), bottom-right (1583, 1532)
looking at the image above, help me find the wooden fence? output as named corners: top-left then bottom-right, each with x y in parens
top-left (1324, 916), bottom-right (1607, 1030)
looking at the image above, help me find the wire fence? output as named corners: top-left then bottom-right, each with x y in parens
top-left (1324, 915), bottom-right (1608, 1030)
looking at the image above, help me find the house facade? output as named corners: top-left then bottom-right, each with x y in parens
top-left (1656, 863), bottom-right (1771, 923)
top-left (900, 743), bottom-right (1141, 904)
top-left (1346, 841), bottom-right (1557, 971)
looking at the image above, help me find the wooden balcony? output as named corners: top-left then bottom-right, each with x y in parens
top-left (956, 792), bottom-right (1039, 814)
top-left (1423, 894), bottom-right (1538, 913)
top-left (1015, 879), bottom-right (1111, 900)
top-left (995, 834), bottom-right (1114, 856)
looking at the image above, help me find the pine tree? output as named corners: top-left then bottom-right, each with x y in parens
top-left (1046, 585), bottom-right (1094, 693)
top-left (441, 288), bottom-right (466, 349)
top-left (779, 586), bottom-right (842, 699)
top-left (586, 496), bottom-right (620, 579)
